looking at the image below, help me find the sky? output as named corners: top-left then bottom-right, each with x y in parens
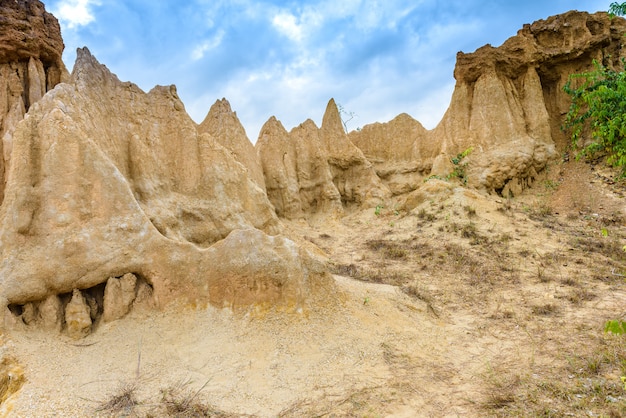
top-left (43, 0), bottom-right (608, 141)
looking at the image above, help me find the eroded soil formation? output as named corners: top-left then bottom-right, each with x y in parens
top-left (0, 1), bottom-right (624, 417)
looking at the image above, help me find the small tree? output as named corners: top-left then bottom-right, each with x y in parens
top-left (337, 103), bottom-right (357, 133)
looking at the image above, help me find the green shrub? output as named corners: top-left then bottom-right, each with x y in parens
top-left (563, 60), bottom-right (626, 176)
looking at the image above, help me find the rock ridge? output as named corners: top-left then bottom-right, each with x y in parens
top-left (0, 46), bottom-right (334, 336)
top-left (256, 99), bottom-right (390, 221)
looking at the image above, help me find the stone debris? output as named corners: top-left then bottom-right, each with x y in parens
top-left (64, 290), bottom-right (92, 339)
top-left (37, 295), bottom-right (63, 332)
top-left (102, 273), bottom-right (137, 323)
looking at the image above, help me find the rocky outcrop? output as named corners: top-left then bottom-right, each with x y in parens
top-left (0, 0), bottom-right (68, 205)
top-left (38, 295), bottom-right (63, 332)
top-left (256, 99), bottom-right (389, 220)
top-left (0, 48), bottom-right (334, 330)
top-left (198, 99), bottom-right (266, 192)
top-left (351, 11), bottom-right (626, 197)
top-left (65, 290), bottom-right (92, 339)
top-left (349, 113), bottom-right (436, 195)
top-left (433, 10), bottom-right (626, 196)
top-left (0, 3), bottom-right (620, 338)
top-left (102, 273), bottom-right (138, 323)
top-left (257, 117), bottom-right (341, 220)
top-left (319, 99), bottom-right (390, 206)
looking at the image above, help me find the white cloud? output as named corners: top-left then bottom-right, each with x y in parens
top-left (271, 8), bottom-right (325, 43)
top-left (191, 30), bottom-right (225, 60)
top-left (53, 0), bottom-right (101, 29)
top-left (272, 12), bottom-right (303, 42)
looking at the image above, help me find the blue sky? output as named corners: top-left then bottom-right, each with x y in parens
top-left (44, 1), bottom-right (608, 140)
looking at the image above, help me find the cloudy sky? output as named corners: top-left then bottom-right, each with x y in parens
top-left (44, 0), bottom-right (607, 140)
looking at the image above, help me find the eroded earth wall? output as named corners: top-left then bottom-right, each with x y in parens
top-left (0, 0), bottom-right (68, 205)
top-left (349, 11), bottom-right (626, 197)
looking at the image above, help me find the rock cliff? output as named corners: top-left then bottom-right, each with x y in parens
top-left (0, 0), bottom-right (68, 205)
top-left (349, 113), bottom-right (435, 195)
top-left (0, 47), bottom-right (333, 336)
top-left (198, 99), bottom-right (266, 192)
top-left (349, 11), bottom-right (626, 197)
top-left (256, 99), bottom-right (390, 220)
top-left (0, 2), bottom-right (622, 337)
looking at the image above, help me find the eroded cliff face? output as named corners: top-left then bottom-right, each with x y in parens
top-left (349, 11), bottom-right (626, 197)
top-left (349, 113), bottom-right (436, 195)
top-left (0, 48), bottom-right (333, 336)
top-left (0, 0), bottom-right (68, 205)
top-left (1, 3), bottom-right (623, 337)
top-left (256, 99), bottom-right (390, 220)
top-left (198, 99), bottom-right (267, 192)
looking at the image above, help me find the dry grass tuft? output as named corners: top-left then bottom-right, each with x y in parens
top-left (572, 236), bottom-right (626, 262)
top-left (417, 208), bottom-right (437, 221)
top-left (481, 368), bottom-right (520, 411)
top-left (158, 379), bottom-right (237, 418)
top-left (365, 239), bottom-right (409, 260)
top-left (401, 283), bottom-right (439, 317)
top-left (528, 203), bottom-right (553, 220)
top-left (464, 205), bottom-right (477, 217)
top-left (531, 303), bottom-right (559, 316)
top-left (330, 262), bottom-right (360, 278)
top-left (96, 381), bottom-right (140, 416)
top-left (330, 262), bottom-right (411, 285)
top-left (278, 386), bottom-right (387, 417)
top-left (565, 287), bottom-right (596, 305)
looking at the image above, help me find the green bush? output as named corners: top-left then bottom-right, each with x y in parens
top-left (563, 60), bottom-right (626, 176)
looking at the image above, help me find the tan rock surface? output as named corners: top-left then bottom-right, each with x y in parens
top-left (257, 117), bottom-right (344, 220)
top-left (349, 113), bottom-right (435, 195)
top-left (37, 294), bottom-right (63, 332)
top-left (351, 11), bottom-right (626, 196)
top-left (102, 273), bottom-right (137, 323)
top-left (198, 98), bottom-right (266, 192)
top-left (257, 99), bottom-right (389, 220)
top-left (0, 0), bottom-right (68, 205)
top-left (319, 99), bottom-right (390, 207)
top-left (65, 289), bottom-right (92, 339)
top-left (0, 47), bottom-right (333, 322)
top-left (256, 117), bottom-right (304, 219)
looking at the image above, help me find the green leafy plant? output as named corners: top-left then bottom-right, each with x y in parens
top-left (424, 174), bottom-right (444, 182)
top-left (609, 2), bottom-right (626, 17)
top-left (374, 204), bottom-right (383, 216)
top-left (563, 60), bottom-right (626, 176)
top-left (605, 320), bottom-right (626, 335)
top-left (447, 147), bottom-right (474, 185)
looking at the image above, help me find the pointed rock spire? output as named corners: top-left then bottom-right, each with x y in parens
top-left (198, 98), bottom-right (266, 191)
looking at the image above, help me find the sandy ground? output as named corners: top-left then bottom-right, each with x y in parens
top-left (4, 277), bottom-right (453, 417)
top-left (1, 158), bottom-right (625, 417)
